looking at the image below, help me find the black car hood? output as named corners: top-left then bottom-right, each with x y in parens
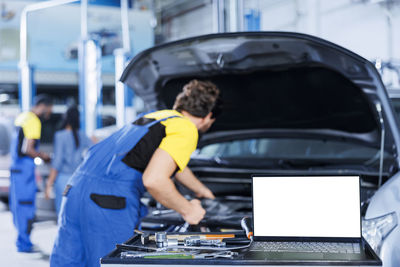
top-left (121, 32), bottom-right (397, 152)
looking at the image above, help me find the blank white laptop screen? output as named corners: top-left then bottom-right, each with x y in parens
top-left (252, 176), bottom-right (361, 238)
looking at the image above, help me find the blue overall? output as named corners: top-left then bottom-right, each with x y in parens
top-left (50, 116), bottom-right (178, 267)
top-left (9, 130), bottom-right (38, 252)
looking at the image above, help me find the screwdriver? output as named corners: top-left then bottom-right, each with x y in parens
top-left (150, 233), bottom-right (236, 242)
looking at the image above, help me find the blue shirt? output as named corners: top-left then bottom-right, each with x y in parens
top-left (52, 129), bottom-right (93, 174)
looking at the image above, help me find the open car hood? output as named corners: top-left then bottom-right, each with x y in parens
top-left (121, 32), bottom-right (398, 153)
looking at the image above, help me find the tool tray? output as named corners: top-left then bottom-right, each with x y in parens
top-left (101, 232), bottom-right (382, 266)
top-left (101, 231), bottom-right (253, 265)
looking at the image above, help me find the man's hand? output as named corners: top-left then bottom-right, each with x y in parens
top-left (44, 185), bottom-right (52, 200)
top-left (25, 139), bottom-right (50, 161)
top-left (143, 149), bottom-right (206, 225)
top-left (45, 168), bottom-right (58, 200)
top-left (182, 199), bottom-right (206, 225)
top-left (39, 152), bottom-right (51, 163)
top-left (196, 186), bottom-right (215, 199)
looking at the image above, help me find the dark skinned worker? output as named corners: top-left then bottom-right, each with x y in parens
top-left (50, 80), bottom-right (222, 267)
top-left (9, 94), bottom-right (52, 252)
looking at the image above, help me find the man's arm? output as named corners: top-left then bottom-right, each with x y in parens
top-left (175, 167), bottom-right (215, 199)
top-left (23, 138), bottom-right (50, 162)
top-left (45, 168), bottom-right (58, 199)
top-left (142, 148), bottom-right (206, 225)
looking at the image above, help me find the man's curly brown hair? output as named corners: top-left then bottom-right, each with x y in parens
top-left (173, 79), bottom-right (220, 118)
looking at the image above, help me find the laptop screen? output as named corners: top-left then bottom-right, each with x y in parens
top-left (252, 176), bottom-right (361, 239)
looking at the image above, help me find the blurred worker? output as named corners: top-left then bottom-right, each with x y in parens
top-left (50, 80), bottom-right (222, 267)
top-left (9, 94), bottom-right (53, 252)
top-left (45, 105), bottom-right (93, 215)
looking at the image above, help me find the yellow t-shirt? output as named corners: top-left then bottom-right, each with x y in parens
top-left (122, 110), bottom-right (198, 172)
top-left (146, 110), bottom-right (198, 171)
top-left (15, 111), bottom-right (41, 140)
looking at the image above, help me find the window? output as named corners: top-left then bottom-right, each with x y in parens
top-left (196, 137), bottom-right (387, 161)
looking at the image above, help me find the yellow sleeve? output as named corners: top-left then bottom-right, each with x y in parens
top-left (23, 115), bottom-right (41, 140)
top-left (159, 118), bottom-right (198, 172)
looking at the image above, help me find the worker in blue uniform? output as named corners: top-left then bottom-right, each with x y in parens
top-left (9, 94), bottom-right (53, 252)
top-left (50, 80), bottom-right (222, 267)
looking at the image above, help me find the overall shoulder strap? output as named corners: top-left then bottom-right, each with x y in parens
top-left (136, 110), bottom-right (156, 119)
top-left (104, 115), bottom-right (183, 175)
top-left (145, 115), bottom-right (182, 128)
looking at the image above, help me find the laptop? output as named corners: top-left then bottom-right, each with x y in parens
top-left (249, 175), bottom-right (379, 262)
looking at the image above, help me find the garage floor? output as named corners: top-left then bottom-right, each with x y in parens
top-left (0, 202), bottom-right (58, 266)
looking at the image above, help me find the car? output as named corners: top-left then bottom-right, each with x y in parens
top-left (120, 32), bottom-right (400, 267)
top-left (387, 89), bottom-right (400, 122)
top-left (0, 117), bottom-right (13, 205)
top-left (361, 88), bottom-right (400, 267)
top-left (364, 87), bottom-right (400, 267)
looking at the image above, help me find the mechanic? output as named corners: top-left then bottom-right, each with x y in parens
top-left (50, 79), bottom-right (222, 267)
top-left (9, 94), bottom-right (53, 253)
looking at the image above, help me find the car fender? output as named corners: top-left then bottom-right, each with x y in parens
top-left (379, 228), bottom-right (400, 267)
top-left (366, 172), bottom-right (400, 219)
top-left (366, 172), bottom-right (400, 266)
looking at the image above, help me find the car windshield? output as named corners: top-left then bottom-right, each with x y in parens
top-left (194, 137), bottom-right (391, 166)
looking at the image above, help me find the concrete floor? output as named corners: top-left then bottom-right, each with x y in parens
top-left (0, 201), bottom-right (58, 266)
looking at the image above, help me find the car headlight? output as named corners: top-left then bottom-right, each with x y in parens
top-left (362, 212), bottom-right (398, 255)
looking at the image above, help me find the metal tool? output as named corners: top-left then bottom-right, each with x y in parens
top-left (140, 232), bottom-right (150, 245)
top-left (150, 233), bottom-right (236, 242)
top-left (136, 229), bottom-right (228, 248)
top-left (121, 251), bottom-right (192, 259)
top-left (120, 251), bottom-right (238, 259)
top-left (134, 229), bottom-right (149, 245)
top-left (163, 217), bottom-right (253, 251)
top-left (155, 232), bottom-right (179, 248)
top-left (222, 238), bottom-right (250, 245)
top-left (155, 232), bottom-right (167, 248)
top-left (148, 217), bottom-right (252, 252)
top-left (116, 243), bottom-right (159, 252)
top-left (151, 209), bottom-right (175, 216)
top-left (184, 236), bottom-right (226, 247)
top-left (131, 217), bottom-right (252, 253)
top-left (193, 251), bottom-right (238, 259)
top-left (154, 231), bottom-right (227, 248)
top-left (166, 239), bottom-right (179, 247)
top-left (178, 222), bottom-right (190, 232)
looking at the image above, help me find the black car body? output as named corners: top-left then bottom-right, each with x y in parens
top-left (0, 117), bottom-right (13, 203)
top-left (120, 33), bottom-right (400, 265)
top-left (121, 31), bottom-right (399, 198)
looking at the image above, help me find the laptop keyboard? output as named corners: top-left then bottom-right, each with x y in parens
top-left (252, 242), bottom-right (361, 254)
